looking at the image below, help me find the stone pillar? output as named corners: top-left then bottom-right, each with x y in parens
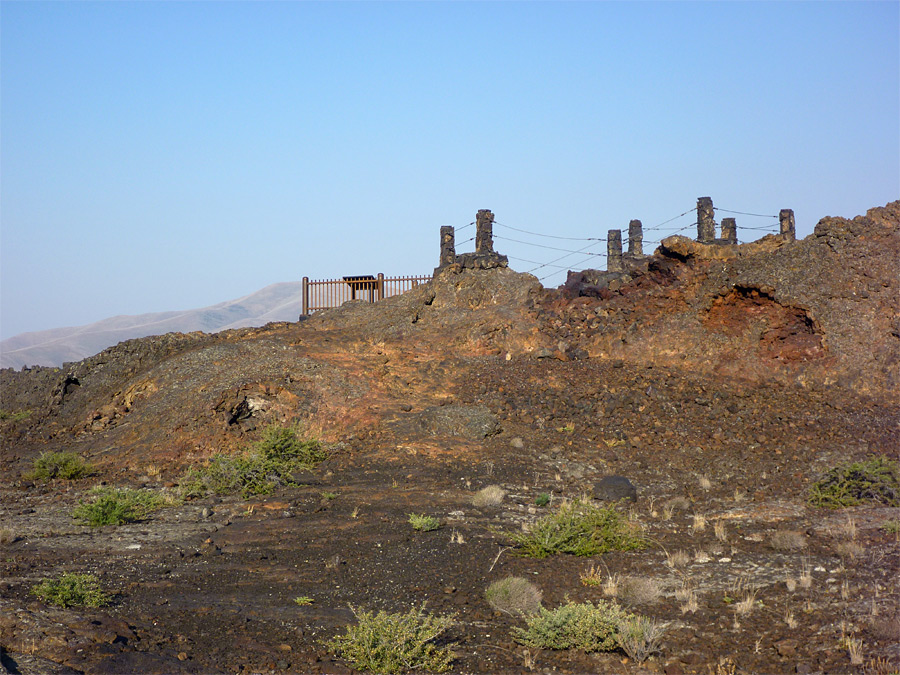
top-left (779, 209), bottom-right (795, 242)
top-left (628, 219), bottom-right (643, 255)
top-left (721, 217), bottom-right (737, 244)
top-left (607, 229), bottom-right (623, 272)
top-left (439, 226), bottom-right (456, 267)
top-left (475, 209), bottom-right (495, 254)
top-left (697, 197), bottom-right (716, 243)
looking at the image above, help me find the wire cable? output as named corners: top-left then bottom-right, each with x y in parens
top-left (714, 208), bottom-right (778, 218)
top-left (494, 220), bottom-right (603, 242)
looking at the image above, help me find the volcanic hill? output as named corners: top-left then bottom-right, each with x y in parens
top-left (1, 202), bottom-right (898, 675)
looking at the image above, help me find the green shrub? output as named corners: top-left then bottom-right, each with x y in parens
top-left (808, 457), bottom-right (899, 508)
top-left (512, 599), bottom-right (634, 653)
top-left (31, 573), bottom-right (111, 608)
top-left (511, 497), bottom-right (645, 558)
top-left (0, 409), bottom-right (31, 423)
top-left (179, 424), bottom-right (327, 499)
top-left (485, 576), bottom-right (542, 616)
top-left (882, 520), bottom-right (900, 535)
top-left (29, 451), bottom-right (92, 480)
top-left (72, 487), bottom-right (178, 526)
top-left (254, 423), bottom-right (328, 465)
top-left (408, 513), bottom-right (441, 532)
top-left (535, 493), bottom-right (551, 507)
top-left (327, 604), bottom-right (456, 674)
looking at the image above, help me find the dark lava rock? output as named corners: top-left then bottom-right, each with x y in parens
top-left (593, 475), bottom-right (637, 502)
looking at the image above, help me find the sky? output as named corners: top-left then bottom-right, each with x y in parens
top-left (1, 1), bottom-right (898, 340)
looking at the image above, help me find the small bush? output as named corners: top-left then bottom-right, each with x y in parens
top-left (512, 497), bottom-right (645, 558)
top-left (0, 409), bottom-right (31, 423)
top-left (485, 576), bottom-right (542, 616)
top-left (809, 457), bottom-right (899, 508)
top-left (770, 530), bottom-right (807, 551)
top-left (881, 520), bottom-right (900, 535)
top-left (327, 604), bottom-right (456, 674)
top-left (512, 599), bottom-right (634, 653)
top-left (615, 615), bottom-right (667, 663)
top-left (29, 451), bottom-right (92, 480)
top-left (31, 573), bottom-right (111, 608)
top-left (619, 576), bottom-right (662, 605)
top-left (73, 487), bottom-right (178, 526)
top-left (179, 424), bottom-right (327, 499)
top-left (535, 493), bottom-right (551, 507)
top-left (408, 513), bottom-right (441, 531)
top-left (472, 485), bottom-right (506, 507)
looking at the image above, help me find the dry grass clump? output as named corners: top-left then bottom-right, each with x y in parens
top-left (485, 576), bottom-right (543, 616)
top-left (615, 615), bottom-right (668, 664)
top-left (770, 530), bottom-right (807, 551)
top-left (713, 519), bottom-right (728, 542)
top-left (691, 513), bottom-right (707, 533)
top-left (665, 549), bottom-right (691, 568)
top-left (618, 576), bottom-right (661, 605)
top-left (472, 485), bottom-right (507, 508)
top-left (0, 528), bottom-right (17, 545)
top-left (835, 540), bottom-right (865, 559)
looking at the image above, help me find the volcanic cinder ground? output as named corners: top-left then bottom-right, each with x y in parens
top-left (1, 202), bottom-right (898, 675)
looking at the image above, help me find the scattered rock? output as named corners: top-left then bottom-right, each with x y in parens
top-left (593, 475), bottom-right (638, 503)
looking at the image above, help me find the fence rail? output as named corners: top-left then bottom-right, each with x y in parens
top-left (301, 273), bottom-right (433, 315)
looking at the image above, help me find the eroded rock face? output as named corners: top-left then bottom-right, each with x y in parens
top-left (538, 201), bottom-right (899, 398)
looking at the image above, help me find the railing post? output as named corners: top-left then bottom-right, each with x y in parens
top-left (302, 277), bottom-right (309, 316)
top-left (697, 196), bottom-right (715, 243)
top-left (607, 229), bottom-right (623, 272)
top-left (779, 209), bottom-right (795, 241)
top-left (628, 219), bottom-right (643, 255)
top-left (377, 273), bottom-right (384, 302)
top-left (439, 226), bottom-right (456, 267)
top-left (475, 209), bottom-right (495, 254)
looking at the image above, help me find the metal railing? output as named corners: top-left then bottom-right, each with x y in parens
top-left (301, 273), bottom-right (433, 315)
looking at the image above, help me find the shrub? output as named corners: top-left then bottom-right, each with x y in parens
top-left (408, 513), bottom-right (441, 532)
top-left (179, 424), bottom-right (327, 499)
top-left (31, 573), bottom-right (111, 608)
top-left (512, 599), bottom-right (634, 653)
top-left (808, 457), bottom-right (899, 508)
top-left (0, 409), bottom-right (31, 423)
top-left (29, 451), bottom-right (92, 480)
top-left (770, 530), bottom-right (807, 551)
top-left (511, 497), bottom-right (645, 558)
top-left (485, 576), bottom-right (542, 616)
top-left (72, 487), bottom-right (178, 526)
top-left (327, 604), bottom-right (456, 674)
top-left (472, 485), bottom-right (506, 507)
top-left (535, 493), bottom-right (551, 507)
top-left (615, 615), bottom-right (668, 663)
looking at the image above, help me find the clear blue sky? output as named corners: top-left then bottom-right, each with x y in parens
top-left (2, 1), bottom-right (898, 339)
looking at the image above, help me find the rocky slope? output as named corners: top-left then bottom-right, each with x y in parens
top-left (0, 202), bottom-right (897, 675)
top-left (0, 282), bottom-right (303, 370)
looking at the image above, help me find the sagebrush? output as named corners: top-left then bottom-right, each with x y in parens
top-left (326, 604), bottom-right (456, 674)
top-left (179, 424), bottom-right (327, 498)
top-left (29, 451), bottom-right (92, 480)
top-left (31, 573), bottom-right (111, 608)
top-left (512, 599), bottom-right (635, 653)
top-left (808, 457), bottom-right (899, 508)
top-left (73, 487), bottom-right (178, 526)
top-left (512, 496), bottom-right (645, 558)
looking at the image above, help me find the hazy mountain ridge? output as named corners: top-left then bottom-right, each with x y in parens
top-left (0, 282), bottom-right (303, 370)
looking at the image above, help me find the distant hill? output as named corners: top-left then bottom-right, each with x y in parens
top-left (0, 282), bottom-right (302, 369)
